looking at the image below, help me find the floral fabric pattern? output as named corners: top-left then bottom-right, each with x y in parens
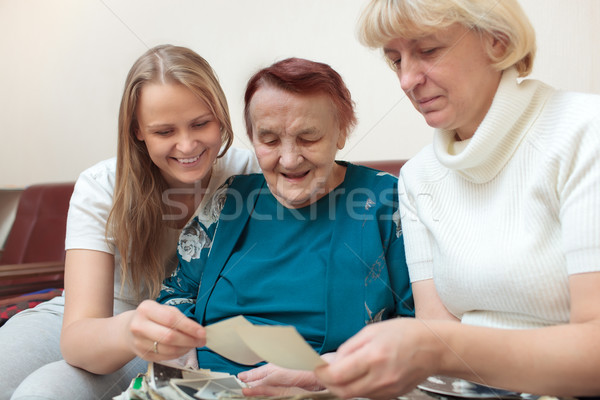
top-left (393, 209), bottom-right (402, 238)
top-left (177, 219), bottom-right (211, 262)
top-left (177, 177), bottom-right (234, 262)
top-left (202, 177), bottom-right (233, 225)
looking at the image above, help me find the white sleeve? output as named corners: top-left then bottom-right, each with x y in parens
top-left (559, 115), bottom-right (600, 275)
top-left (64, 150), bottom-right (259, 254)
top-left (64, 158), bottom-right (116, 254)
top-left (221, 146), bottom-right (261, 176)
top-left (398, 166), bottom-right (434, 283)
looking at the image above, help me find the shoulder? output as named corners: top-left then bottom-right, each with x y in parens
top-left (209, 173), bottom-right (265, 203)
top-left (544, 88), bottom-right (600, 112)
top-left (66, 158), bottom-right (117, 251)
top-left (399, 146), bottom-right (447, 187)
top-left (227, 173), bottom-right (265, 192)
top-left (340, 162), bottom-right (400, 214)
top-left (215, 147), bottom-right (261, 177)
top-left (529, 90), bottom-right (600, 161)
top-left (541, 90), bottom-right (600, 129)
top-left (342, 161), bottom-right (398, 190)
top-left (527, 88), bottom-right (600, 141)
top-left (78, 157), bottom-right (116, 182)
top-left (72, 157), bottom-right (117, 200)
top-left (339, 163), bottom-right (403, 238)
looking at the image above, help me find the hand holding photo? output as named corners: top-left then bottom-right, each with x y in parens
top-left (205, 315), bottom-right (326, 371)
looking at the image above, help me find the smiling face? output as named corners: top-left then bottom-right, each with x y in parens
top-left (248, 86), bottom-right (347, 209)
top-left (384, 24), bottom-right (504, 140)
top-left (135, 82), bottom-right (222, 190)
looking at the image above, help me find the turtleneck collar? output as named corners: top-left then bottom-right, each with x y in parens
top-left (432, 67), bottom-right (553, 183)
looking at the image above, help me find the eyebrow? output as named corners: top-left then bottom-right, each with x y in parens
top-left (144, 112), bottom-right (213, 130)
top-left (256, 127), bottom-right (319, 137)
top-left (256, 128), bottom-right (277, 137)
top-left (383, 36), bottom-right (431, 55)
top-left (297, 127), bottom-right (318, 135)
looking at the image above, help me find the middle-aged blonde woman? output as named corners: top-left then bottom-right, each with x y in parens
top-left (313, 0), bottom-right (600, 399)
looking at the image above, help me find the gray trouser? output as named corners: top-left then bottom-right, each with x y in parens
top-left (0, 295), bottom-right (146, 400)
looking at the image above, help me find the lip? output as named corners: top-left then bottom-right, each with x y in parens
top-left (415, 95), bottom-right (442, 113)
top-left (280, 170), bottom-right (310, 181)
top-left (417, 95), bottom-right (440, 106)
top-left (172, 151), bottom-right (203, 167)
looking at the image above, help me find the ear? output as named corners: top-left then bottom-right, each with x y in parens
top-left (134, 127), bottom-right (144, 142)
top-left (489, 31), bottom-right (508, 59)
top-left (336, 129), bottom-right (347, 150)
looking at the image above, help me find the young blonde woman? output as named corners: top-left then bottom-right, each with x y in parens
top-left (2, 44), bottom-right (259, 399)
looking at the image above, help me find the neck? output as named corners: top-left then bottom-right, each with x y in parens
top-left (166, 168), bottom-right (213, 228)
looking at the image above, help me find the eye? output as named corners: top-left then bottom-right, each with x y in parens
top-left (154, 129), bottom-right (173, 136)
top-left (299, 136), bottom-right (319, 144)
top-left (421, 47), bottom-right (438, 56)
top-left (385, 56), bottom-right (401, 69)
top-left (259, 136), bottom-right (279, 146)
top-left (192, 121), bottom-right (209, 129)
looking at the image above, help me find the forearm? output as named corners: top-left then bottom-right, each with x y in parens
top-left (435, 320), bottom-right (600, 396)
top-left (61, 310), bottom-right (136, 374)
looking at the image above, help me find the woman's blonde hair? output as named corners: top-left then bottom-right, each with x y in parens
top-left (358, 0), bottom-right (536, 77)
top-left (108, 44), bottom-right (233, 299)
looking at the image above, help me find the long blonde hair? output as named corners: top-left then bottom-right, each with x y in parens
top-left (358, 0), bottom-right (536, 77)
top-left (107, 44), bottom-right (233, 299)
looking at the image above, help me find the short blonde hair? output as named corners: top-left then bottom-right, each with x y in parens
top-left (358, 0), bottom-right (536, 77)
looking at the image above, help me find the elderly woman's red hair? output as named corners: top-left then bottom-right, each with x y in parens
top-left (244, 58), bottom-right (357, 139)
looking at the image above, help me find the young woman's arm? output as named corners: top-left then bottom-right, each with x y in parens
top-left (60, 249), bottom-right (205, 374)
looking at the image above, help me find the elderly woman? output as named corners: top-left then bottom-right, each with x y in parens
top-left (149, 57), bottom-right (413, 377)
top-left (314, 0), bottom-right (600, 399)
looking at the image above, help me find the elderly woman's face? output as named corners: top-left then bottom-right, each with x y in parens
top-left (248, 86), bottom-right (347, 209)
top-left (384, 23), bottom-right (503, 140)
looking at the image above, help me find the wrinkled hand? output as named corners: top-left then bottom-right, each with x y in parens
top-left (315, 318), bottom-right (442, 400)
top-left (238, 354), bottom-right (336, 397)
top-left (128, 300), bottom-right (205, 362)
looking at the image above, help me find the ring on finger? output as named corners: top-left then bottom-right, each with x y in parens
top-left (153, 341), bottom-right (159, 354)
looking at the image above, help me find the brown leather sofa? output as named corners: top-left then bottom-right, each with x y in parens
top-left (0, 182), bottom-right (74, 300)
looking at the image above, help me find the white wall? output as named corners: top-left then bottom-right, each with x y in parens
top-left (1, 0), bottom-right (598, 187)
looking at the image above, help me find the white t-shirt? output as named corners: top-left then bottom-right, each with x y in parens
top-left (65, 147), bottom-right (260, 310)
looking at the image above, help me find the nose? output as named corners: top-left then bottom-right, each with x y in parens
top-left (399, 57), bottom-right (426, 93)
top-left (176, 130), bottom-right (198, 154)
top-left (278, 141), bottom-right (303, 169)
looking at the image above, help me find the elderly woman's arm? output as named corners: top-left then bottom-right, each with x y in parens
top-left (315, 272), bottom-right (600, 399)
top-left (238, 353), bottom-right (337, 397)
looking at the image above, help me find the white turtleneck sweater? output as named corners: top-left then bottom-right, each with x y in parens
top-left (398, 68), bottom-right (600, 329)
